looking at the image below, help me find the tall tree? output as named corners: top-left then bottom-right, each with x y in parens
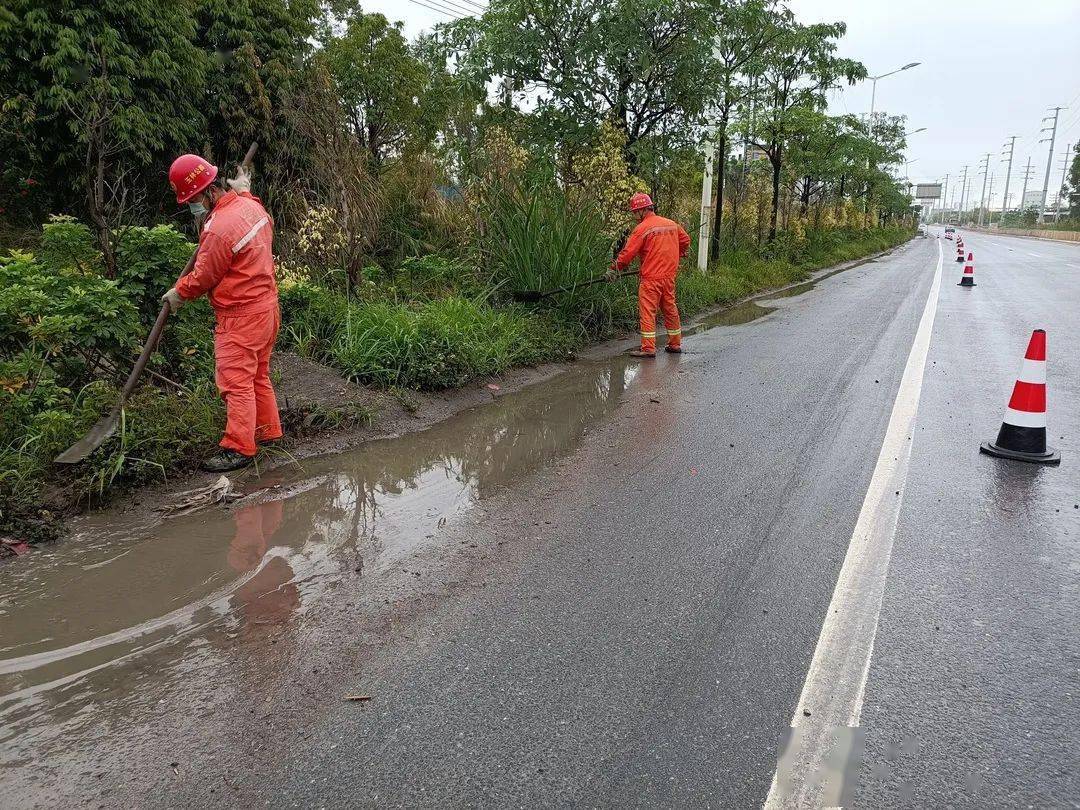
top-left (747, 14), bottom-right (864, 240)
top-left (323, 12), bottom-right (434, 170)
top-left (446, 0), bottom-right (720, 170)
top-left (705, 0), bottom-right (777, 260)
top-left (0, 0), bottom-right (207, 271)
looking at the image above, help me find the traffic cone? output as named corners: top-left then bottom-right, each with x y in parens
top-left (957, 258), bottom-right (976, 287)
top-left (980, 330), bottom-right (1060, 465)
top-left (956, 245), bottom-right (964, 262)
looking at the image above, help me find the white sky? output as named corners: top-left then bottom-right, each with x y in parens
top-left (368, 0), bottom-right (1080, 207)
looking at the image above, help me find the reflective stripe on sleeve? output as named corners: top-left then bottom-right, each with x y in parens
top-left (232, 216), bottom-right (269, 254)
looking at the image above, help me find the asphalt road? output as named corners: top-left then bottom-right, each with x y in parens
top-left (4, 230), bottom-right (1078, 808)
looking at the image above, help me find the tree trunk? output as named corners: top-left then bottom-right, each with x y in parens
top-left (86, 138), bottom-right (117, 278)
top-left (769, 149), bottom-right (781, 242)
top-left (710, 128), bottom-right (728, 262)
top-left (800, 176), bottom-right (811, 217)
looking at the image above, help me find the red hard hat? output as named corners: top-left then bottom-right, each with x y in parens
top-left (169, 154), bottom-right (218, 204)
top-left (629, 192), bottom-right (655, 212)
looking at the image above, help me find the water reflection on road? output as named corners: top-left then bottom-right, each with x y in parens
top-left (0, 268), bottom-right (852, 793)
top-left (0, 358), bottom-right (654, 781)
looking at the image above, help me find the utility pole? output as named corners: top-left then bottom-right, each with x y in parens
top-left (1038, 106), bottom-right (1065, 222)
top-left (977, 153), bottom-right (991, 227)
top-left (697, 137), bottom-right (716, 272)
top-left (1019, 156), bottom-right (1034, 218)
top-left (958, 164), bottom-right (969, 224)
top-left (940, 173), bottom-right (949, 224)
top-left (986, 173), bottom-right (995, 227)
top-left (1055, 142), bottom-right (1072, 221)
top-left (1000, 135), bottom-right (1017, 224)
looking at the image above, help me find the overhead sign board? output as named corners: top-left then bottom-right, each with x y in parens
top-left (1022, 190), bottom-right (1044, 209)
top-left (914, 183), bottom-right (942, 200)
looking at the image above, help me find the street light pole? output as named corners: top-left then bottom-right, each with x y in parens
top-left (867, 62), bottom-right (921, 121)
top-left (864, 62), bottom-right (920, 217)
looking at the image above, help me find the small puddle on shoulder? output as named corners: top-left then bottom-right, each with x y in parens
top-left (0, 355), bottom-right (645, 739)
top-left (686, 260), bottom-right (864, 336)
top-left (689, 300), bottom-right (777, 333)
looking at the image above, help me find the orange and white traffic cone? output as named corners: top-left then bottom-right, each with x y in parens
top-left (956, 245), bottom-right (964, 262)
top-left (980, 329), bottom-right (1060, 465)
top-left (957, 257), bottom-right (976, 287)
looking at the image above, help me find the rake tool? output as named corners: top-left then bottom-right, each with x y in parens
top-left (511, 270), bottom-right (638, 303)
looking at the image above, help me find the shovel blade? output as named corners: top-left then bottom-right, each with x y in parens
top-left (54, 409), bottom-right (120, 464)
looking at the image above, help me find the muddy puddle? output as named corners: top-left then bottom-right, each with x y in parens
top-left (0, 260), bottom-right (859, 782)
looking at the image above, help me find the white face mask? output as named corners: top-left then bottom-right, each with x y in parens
top-left (188, 200), bottom-right (208, 217)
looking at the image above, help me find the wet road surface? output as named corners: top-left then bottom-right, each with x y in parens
top-left (1, 231), bottom-right (1077, 808)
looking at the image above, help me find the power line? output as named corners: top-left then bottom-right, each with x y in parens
top-left (408, 0), bottom-right (467, 20)
top-left (429, 0), bottom-right (485, 16)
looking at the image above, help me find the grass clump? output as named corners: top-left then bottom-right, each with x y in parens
top-left (281, 281), bottom-right (576, 390)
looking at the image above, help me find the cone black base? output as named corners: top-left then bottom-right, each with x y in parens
top-left (958, 280), bottom-right (975, 287)
top-left (955, 256), bottom-right (964, 262)
top-left (980, 442), bottom-right (1060, 465)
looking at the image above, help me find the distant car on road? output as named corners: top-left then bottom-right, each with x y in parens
top-left (944, 226), bottom-right (956, 234)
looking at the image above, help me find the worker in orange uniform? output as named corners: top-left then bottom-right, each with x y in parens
top-left (610, 192), bottom-right (690, 357)
top-left (161, 154), bottom-right (282, 473)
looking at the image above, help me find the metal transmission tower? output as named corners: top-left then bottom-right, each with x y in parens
top-left (1000, 136), bottom-right (1018, 220)
top-left (1038, 106), bottom-right (1065, 222)
top-left (986, 173), bottom-right (995, 226)
top-left (1018, 157), bottom-right (1035, 217)
top-left (1055, 142), bottom-right (1072, 221)
top-left (977, 153), bottom-right (991, 227)
top-left (958, 165), bottom-right (969, 223)
top-left (940, 173), bottom-right (950, 223)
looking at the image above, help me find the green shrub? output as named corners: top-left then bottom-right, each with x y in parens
top-left (0, 248), bottom-right (141, 386)
top-left (482, 177), bottom-right (613, 298)
top-left (115, 224), bottom-right (196, 320)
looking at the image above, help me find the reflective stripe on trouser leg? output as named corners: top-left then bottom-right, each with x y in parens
top-left (659, 277), bottom-right (681, 348)
top-left (639, 278), bottom-right (662, 353)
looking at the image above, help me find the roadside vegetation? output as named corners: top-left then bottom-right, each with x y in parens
top-left (1, 0), bottom-right (916, 542)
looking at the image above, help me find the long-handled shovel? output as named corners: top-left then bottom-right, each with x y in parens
top-left (55, 142), bottom-right (258, 464)
top-left (512, 270), bottom-right (637, 303)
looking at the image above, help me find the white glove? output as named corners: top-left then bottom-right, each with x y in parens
top-left (161, 287), bottom-right (185, 314)
top-left (227, 165), bottom-right (252, 194)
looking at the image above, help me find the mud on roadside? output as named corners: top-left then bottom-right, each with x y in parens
top-left (1, 240), bottom-right (910, 557)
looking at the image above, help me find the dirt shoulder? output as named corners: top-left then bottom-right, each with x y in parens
top-left (7, 239), bottom-right (910, 549)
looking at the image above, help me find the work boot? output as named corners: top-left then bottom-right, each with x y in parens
top-left (200, 449), bottom-right (254, 473)
top-left (629, 349), bottom-right (656, 358)
top-left (664, 345), bottom-right (683, 354)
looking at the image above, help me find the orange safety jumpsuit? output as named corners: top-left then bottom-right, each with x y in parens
top-left (176, 190), bottom-right (282, 457)
top-left (614, 211), bottom-right (690, 354)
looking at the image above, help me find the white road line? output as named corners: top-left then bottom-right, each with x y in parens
top-left (763, 242), bottom-right (943, 809)
top-left (1026, 252), bottom-right (1043, 259)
